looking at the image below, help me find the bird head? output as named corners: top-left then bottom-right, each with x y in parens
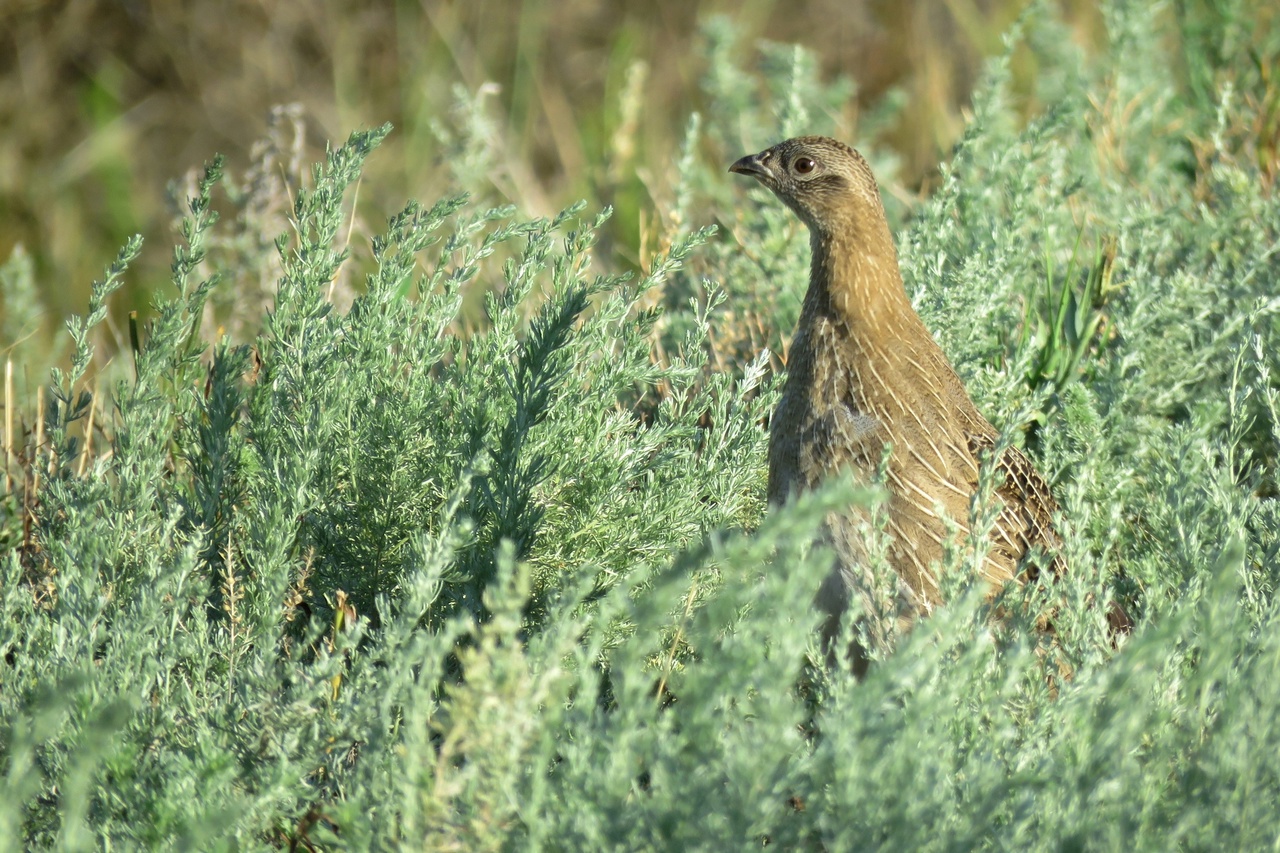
top-left (729, 136), bottom-right (884, 236)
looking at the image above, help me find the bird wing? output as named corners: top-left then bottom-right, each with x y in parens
top-left (965, 431), bottom-right (1067, 583)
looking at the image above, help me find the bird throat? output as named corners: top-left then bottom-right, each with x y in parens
top-left (786, 225), bottom-right (943, 429)
top-left (801, 229), bottom-right (916, 347)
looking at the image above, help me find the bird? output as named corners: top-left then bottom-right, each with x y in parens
top-left (730, 136), bottom-right (1070, 666)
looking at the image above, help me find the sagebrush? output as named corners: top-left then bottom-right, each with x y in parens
top-left (3, 2), bottom-right (1280, 849)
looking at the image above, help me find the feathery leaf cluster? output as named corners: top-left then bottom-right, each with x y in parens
top-left (3, 1), bottom-right (1280, 848)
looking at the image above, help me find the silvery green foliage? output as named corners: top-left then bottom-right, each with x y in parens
top-left (4, 1), bottom-right (1280, 849)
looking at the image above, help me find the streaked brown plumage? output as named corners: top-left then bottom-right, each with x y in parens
top-left (730, 136), bottom-right (1065, 656)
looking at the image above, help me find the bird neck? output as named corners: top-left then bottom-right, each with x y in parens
top-left (802, 224), bottom-right (917, 343)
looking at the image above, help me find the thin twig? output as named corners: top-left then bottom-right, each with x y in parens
top-left (33, 385), bottom-right (44, 492)
top-left (77, 381), bottom-right (98, 478)
top-left (4, 358), bottom-right (13, 495)
top-left (655, 577), bottom-right (699, 705)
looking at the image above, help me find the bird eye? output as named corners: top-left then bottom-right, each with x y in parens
top-left (793, 157), bottom-right (816, 174)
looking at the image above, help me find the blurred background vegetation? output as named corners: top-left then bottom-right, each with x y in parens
top-left (0, 0), bottom-right (1116, 349)
top-left (1, 0), bottom-right (1276, 406)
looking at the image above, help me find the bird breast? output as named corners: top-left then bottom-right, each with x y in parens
top-left (768, 322), bottom-right (888, 502)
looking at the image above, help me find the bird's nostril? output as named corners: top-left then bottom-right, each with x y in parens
top-left (729, 152), bottom-right (773, 180)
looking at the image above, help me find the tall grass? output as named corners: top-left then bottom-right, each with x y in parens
top-left (1, 0), bottom-right (1114, 379)
top-left (2, 0), bottom-right (1280, 848)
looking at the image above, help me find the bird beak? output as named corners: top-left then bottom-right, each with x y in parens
top-left (729, 152), bottom-right (773, 182)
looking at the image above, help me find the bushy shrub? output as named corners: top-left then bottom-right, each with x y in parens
top-left (3, 1), bottom-right (1279, 848)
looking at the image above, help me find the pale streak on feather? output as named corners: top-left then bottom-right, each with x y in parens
top-left (736, 135), bottom-right (1068, 652)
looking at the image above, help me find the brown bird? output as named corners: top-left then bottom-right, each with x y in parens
top-left (730, 136), bottom-right (1067, 662)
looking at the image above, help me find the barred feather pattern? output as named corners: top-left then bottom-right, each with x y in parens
top-left (733, 136), bottom-right (1065, 650)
